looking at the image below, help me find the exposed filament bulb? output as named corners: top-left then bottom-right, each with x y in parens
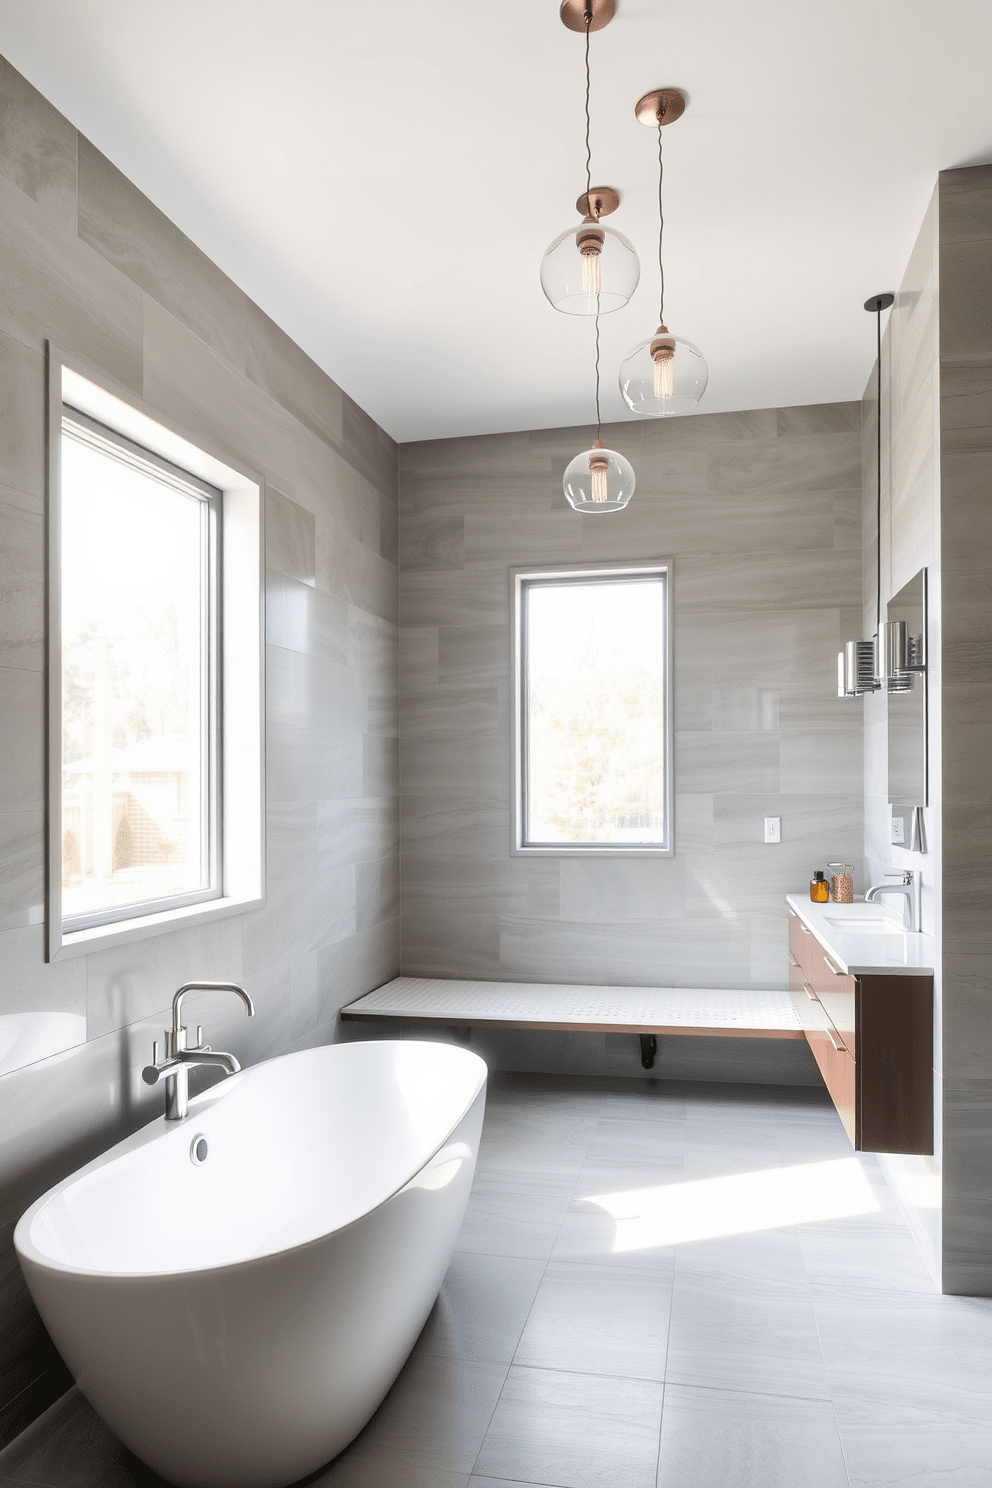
top-left (576, 215), bottom-right (605, 299)
top-left (582, 252), bottom-right (602, 296)
top-left (651, 325), bottom-right (675, 400)
top-left (589, 441), bottom-right (609, 503)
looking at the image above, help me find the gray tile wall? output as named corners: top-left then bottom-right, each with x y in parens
top-left (864, 164), bottom-right (992, 1296)
top-left (397, 402), bottom-right (866, 1070)
top-left (937, 164), bottom-right (992, 1296)
top-left (0, 56), bottom-right (399, 1440)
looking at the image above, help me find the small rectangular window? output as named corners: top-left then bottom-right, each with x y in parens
top-left (512, 560), bottom-right (673, 855)
top-left (59, 410), bottom-right (222, 930)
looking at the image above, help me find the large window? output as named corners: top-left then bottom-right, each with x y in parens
top-left (512, 561), bottom-right (673, 855)
top-left (48, 355), bottom-right (264, 959)
top-left (59, 412), bottom-right (221, 929)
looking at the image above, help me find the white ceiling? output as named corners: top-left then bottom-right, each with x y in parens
top-left (1, 0), bottom-right (990, 443)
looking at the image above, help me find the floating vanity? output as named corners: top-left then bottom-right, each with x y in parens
top-left (786, 895), bottom-right (934, 1154)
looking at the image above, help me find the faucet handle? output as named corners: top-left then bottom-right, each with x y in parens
top-left (885, 869), bottom-right (913, 883)
top-left (152, 1039), bottom-right (161, 1066)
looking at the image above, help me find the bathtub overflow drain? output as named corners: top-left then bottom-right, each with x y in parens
top-left (190, 1135), bottom-right (208, 1165)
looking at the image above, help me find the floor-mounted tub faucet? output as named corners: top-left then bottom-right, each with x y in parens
top-left (142, 981), bottom-right (255, 1120)
top-left (864, 870), bottom-right (921, 933)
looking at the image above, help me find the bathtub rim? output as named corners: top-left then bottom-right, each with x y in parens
top-left (14, 1039), bottom-right (488, 1282)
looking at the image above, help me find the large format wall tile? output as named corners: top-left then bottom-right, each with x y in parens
top-left (0, 334), bottom-right (46, 505)
top-left (399, 402), bottom-right (865, 1016)
top-left (0, 57), bottom-right (76, 232)
top-left (78, 137), bottom-right (247, 370)
top-left (0, 487), bottom-right (43, 674)
top-left (938, 166), bottom-right (992, 1294)
top-left (245, 301), bottom-right (343, 451)
top-left (0, 172), bottom-right (143, 395)
top-left (0, 56), bottom-right (401, 1442)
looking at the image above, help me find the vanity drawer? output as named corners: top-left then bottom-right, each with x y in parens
top-left (807, 1026), bottom-right (856, 1144)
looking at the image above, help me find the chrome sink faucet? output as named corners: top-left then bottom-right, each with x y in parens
top-left (864, 869), bottom-right (921, 933)
top-left (142, 981), bottom-right (255, 1120)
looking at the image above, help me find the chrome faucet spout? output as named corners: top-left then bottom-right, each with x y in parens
top-left (172, 982), bottom-right (255, 1039)
top-left (864, 870), bottom-right (921, 933)
top-left (144, 982), bottom-right (255, 1120)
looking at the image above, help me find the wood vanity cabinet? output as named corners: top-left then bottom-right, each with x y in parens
top-left (788, 911), bottom-right (933, 1154)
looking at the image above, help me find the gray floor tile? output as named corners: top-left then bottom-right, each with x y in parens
top-left (310, 1454), bottom-right (469, 1488)
top-left (456, 1179), bottom-right (571, 1260)
top-left (469, 1479), bottom-right (560, 1488)
top-left (810, 1286), bottom-right (992, 1416)
top-left (513, 1259), bottom-right (673, 1381)
top-left (833, 1398), bottom-right (992, 1487)
top-left (342, 1353), bottom-right (508, 1478)
top-left (0, 1389), bottom-right (166, 1487)
top-left (666, 1267), bottom-right (832, 1401)
top-left (474, 1365), bottom-right (664, 1488)
top-left (417, 1252), bottom-right (547, 1365)
top-left (675, 1228), bottom-right (809, 1289)
top-left (656, 1384), bottom-right (850, 1488)
top-left (799, 1226), bottom-right (936, 1294)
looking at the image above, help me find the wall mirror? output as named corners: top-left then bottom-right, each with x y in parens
top-left (887, 568), bottom-right (928, 850)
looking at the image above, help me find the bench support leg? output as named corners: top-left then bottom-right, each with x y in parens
top-left (639, 1033), bottom-right (658, 1070)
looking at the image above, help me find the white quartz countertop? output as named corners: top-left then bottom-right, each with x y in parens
top-left (786, 895), bottom-right (935, 977)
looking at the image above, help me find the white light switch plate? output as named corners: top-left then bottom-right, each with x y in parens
top-left (764, 817), bottom-right (781, 843)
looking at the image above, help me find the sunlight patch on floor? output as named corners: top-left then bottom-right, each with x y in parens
top-left (585, 1158), bottom-right (881, 1251)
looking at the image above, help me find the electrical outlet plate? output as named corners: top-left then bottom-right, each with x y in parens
top-left (891, 816), bottom-right (906, 844)
top-left (764, 816), bottom-right (781, 843)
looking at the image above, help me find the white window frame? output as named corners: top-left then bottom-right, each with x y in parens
top-left (511, 558), bottom-right (674, 858)
top-left (47, 348), bottom-right (265, 960)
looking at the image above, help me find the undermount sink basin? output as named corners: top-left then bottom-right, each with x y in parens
top-left (824, 914), bottom-right (901, 933)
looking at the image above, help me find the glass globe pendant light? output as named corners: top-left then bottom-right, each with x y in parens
top-left (540, 1), bottom-right (639, 316)
top-left (619, 89), bottom-right (708, 417)
top-left (563, 315), bottom-right (635, 514)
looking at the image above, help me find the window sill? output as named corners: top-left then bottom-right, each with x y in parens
top-left (51, 892), bottom-right (265, 961)
top-left (512, 844), bottom-right (674, 858)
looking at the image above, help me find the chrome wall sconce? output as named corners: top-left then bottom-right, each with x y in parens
top-left (877, 619), bottom-right (925, 692)
top-left (837, 638), bottom-right (879, 697)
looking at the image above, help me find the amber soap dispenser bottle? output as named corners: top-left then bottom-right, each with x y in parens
top-left (810, 870), bottom-right (829, 903)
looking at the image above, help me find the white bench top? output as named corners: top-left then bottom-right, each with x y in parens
top-left (342, 977), bottom-right (803, 1040)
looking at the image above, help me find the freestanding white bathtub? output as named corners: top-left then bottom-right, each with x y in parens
top-left (15, 1040), bottom-right (487, 1488)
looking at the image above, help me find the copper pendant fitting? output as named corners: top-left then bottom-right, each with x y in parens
top-left (576, 221), bottom-right (605, 256)
top-left (634, 88), bottom-right (687, 128)
top-left (575, 187), bottom-right (621, 219)
top-left (559, 0), bottom-right (615, 33)
top-left (650, 325), bottom-right (675, 362)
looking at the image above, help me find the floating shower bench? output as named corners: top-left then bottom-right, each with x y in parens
top-left (341, 978), bottom-right (802, 1068)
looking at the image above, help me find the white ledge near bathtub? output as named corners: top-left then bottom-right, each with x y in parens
top-left (342, 978), bottom-right (804, 1040)
top-left (786, 895), bottom-right (936, 977)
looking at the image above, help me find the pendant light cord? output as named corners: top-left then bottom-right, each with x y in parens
top-left (876, 302), bottom-right (882, 633)
top-left (585, 7), bottom-right (600, 443)
top-left (594, 312), bottom-right (602, 442)
top-left (657, 123), bottom-right (665, 323)
top-left (583, 14), bottom-right (592, 197)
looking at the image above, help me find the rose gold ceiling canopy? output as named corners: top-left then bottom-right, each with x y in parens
top-left (559, 0), bottom-right (615, 34)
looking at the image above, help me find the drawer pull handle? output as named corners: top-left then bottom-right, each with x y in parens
top-left (823, 953), bottom-right (846, 976)
top-left (788, 952), bottom-right (800, 968)
top-left (826, 1029), bottom-right (846, 1054)
top-left (804, 986), bottom-right (818, 1002)
top-left (798, 923), bottom-right (812, 934)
